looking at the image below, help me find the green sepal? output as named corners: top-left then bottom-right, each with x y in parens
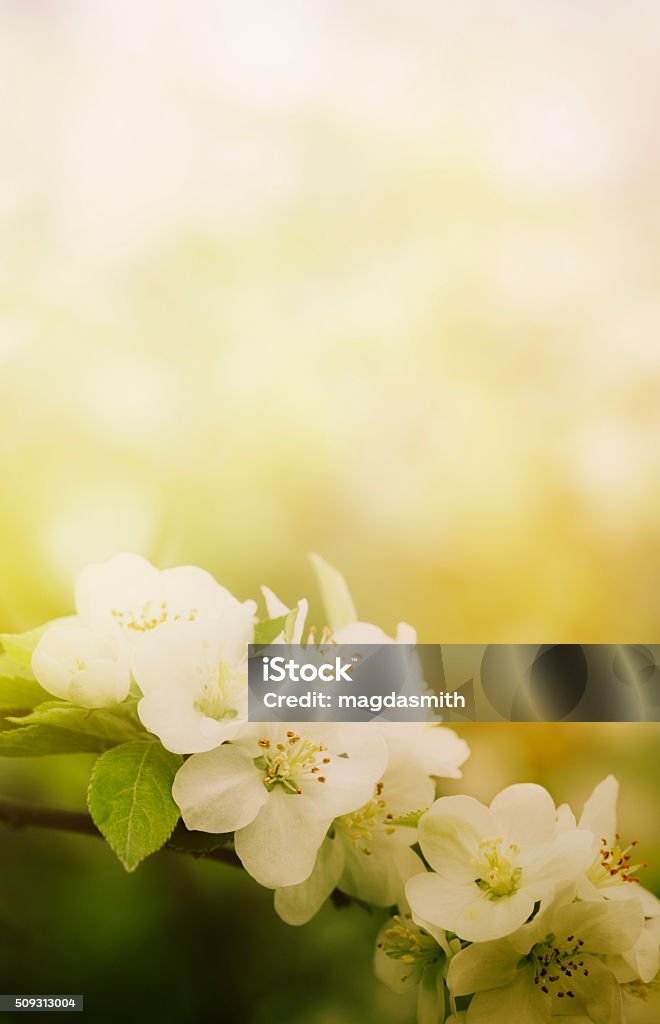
top-left (387, 808), bottom-right (429, 828)
top-left (254, 614), bottom-right (289, 648)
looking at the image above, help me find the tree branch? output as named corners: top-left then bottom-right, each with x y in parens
top-left (0, 797), bottom-right (369, 913)
top-left (0, 797), bottom-right (241, 869)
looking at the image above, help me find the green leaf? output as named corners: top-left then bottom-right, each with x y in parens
top-left (309, 553), bottom-right (357, 632)
top-left (7, 702), bottom-right (143, 745)
top-left (254, 614), bottom-right (288, 647)
top-left (0, 651), bottom-right (36, 683)
top-left (88, 741), bottom-right (182, 872)
top-left (0, 672), bottom-right (51, 713)
top-left (0, 626), bottom-right (47, 670)
top-left (388, 808), bottom-right (429, 828)
top-left (0, 724), bottom-right (111, 756)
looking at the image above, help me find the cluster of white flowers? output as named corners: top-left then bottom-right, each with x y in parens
top-left (377, 777), bottom-right (660, 1024)
top-left (28, 554), bottom-right (659, 1023)
top-left (31, 553), bottom-right (469, 902)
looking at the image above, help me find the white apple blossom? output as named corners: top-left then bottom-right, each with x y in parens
top-left (172, 723), bottom-right (388, 888)
top-left (133, 607), bottom-right (254, 754)
top-left (75, 553), bottom-right (255, 673)
top-left (559, 775), bottom-right (660, 918)
top-left (274, 724), bottom-right (470, 924)
top-left (374, 909), bottom-right (457, 1024)
top-left (448, 892), bottom-right (644, 1024)
top-left (31, 617), bottom-right (130, 708)
top-left (406, 785), bottom-right (594, 943)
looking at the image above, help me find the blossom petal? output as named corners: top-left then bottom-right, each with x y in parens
top-left (455, 889), bottom-right (536, 943)
top-left (551, 898), bottom-right (644, 956)
top-left (289, 599), bottom-right (309, 643)
top-left (568, 955), bottom-right (622, 1024)
top-left (235, 787), bottom-right (330, 888)
top-left (274, 836), bottom-right (345, 925)
top-left (379, 723), bottom-right (470, 781)
top-left (403, 868), bottom-right (470, 933)
top-left (340, 841), bottom-right (424, 908)
top-left (30, 649), bottom-right (70, 700)
top-left (448, 938), bottom-right (522, 996)
top-left (578, 775), bottom-right (619, 846)
top-left (521, 828), bottom-right (594, 888)
top-left (395, 622), bottom-right (417, 644)
top-left (602, 882), bottom-right (660, 917)
top-left (635, 885), bottom-right (660, 917)
top-left (75, 553), bottom-right (157, 630)
top-left (260, 586), bottom-right (290, 619)
top-left (407, 872), bottom-right (535, 942)
top-left (138, 692), bottom-right (241, 754)
top-left (490, 784), bottom-right (557, 847)
top-left (32, 618), bottom-right (128, 707)
top-left (70, 661), bottom-right (130, 707)
top-left (621, 926), bottom-right (660, 984)
top-left (298, 725), bottom-right (388, 819)
top-left (172, 744), bottom-right (267, 832)
top-left (556, 802), bottom-right (577, 831)
top-left (160, 565), bottom-right (238, 615)
top-left (418, 796), bottom-right (495, 882)
top-left (309, 553), bottom-right (357, 632)
top-left (378, 748), bottom-right (436, 817)
top-left (467, 966), bottom-right (549, 1024)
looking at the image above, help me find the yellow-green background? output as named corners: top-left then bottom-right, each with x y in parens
top-left (0, 2), bottom-right (658, 1021)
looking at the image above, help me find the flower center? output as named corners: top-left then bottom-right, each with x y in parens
top-left (193, 661), bottom-right (241, 722)
top-left (111, 601), bottom-right (198, 632)
top-left (473, 838), bottom-right (522, 899)
top-left (337, 782), bottom-right (396, 855)
top-left (588, 833), bottom-right (648, 888)
top-left (254, 733), bottom-right (332, 795)
top-left (622, 977), bottom-right (660, 1000)
top-left (378, 913), bottom-right (441, 984)
top-left (531, 931), bottom-right (589, 1001)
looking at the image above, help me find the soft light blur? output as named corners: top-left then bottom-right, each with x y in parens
top-left (1, 1), bottom-right (660, 638)
top-left (1, 8), bottom-right (659, 1019)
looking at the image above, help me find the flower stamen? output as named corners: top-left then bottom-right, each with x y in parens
top-left (254, 735), bottom-right (332, 795)
top-left (472, 838), bottom-right (523, 900)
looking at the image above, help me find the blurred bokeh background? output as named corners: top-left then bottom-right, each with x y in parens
top-left (1, 0), bottom-right (660, 639)
top-left (1, 1), bottom-right (659, 1021)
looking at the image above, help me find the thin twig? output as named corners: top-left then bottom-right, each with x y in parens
top-left (0, 797), bottom-right (241, 869)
